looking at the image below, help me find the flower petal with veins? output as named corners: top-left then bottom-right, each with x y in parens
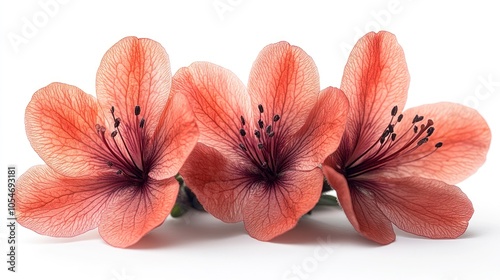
top-left (25, 83), bottom-right (106, 178)
top-left (99, 177), bottom-right (179, 248)
top-left (16, 165), bottom-right (116, 237)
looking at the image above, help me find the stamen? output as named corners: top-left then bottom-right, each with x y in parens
top-left (387, 124), bottom-right (394, 134)
top-left (114, 118), bottom-right (121, 128)
top-left (417, 137), bottom-right (429, 146)
top-left (345, 105), bottom-right (442, 179)
top-left (266, 125), bottom-right (272, 134)
top-left (391, 106), bottom-right (398, 116)
top-left (99, 105), bottom-right (149, 180)
top-left (234, 103), bottom-right (283, 180)
top-left (254, 130), bottom-right (261, 139)
top-left (427, 127), bottom-right (435, 136)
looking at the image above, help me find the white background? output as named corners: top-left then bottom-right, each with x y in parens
top-left (1, 1), bottom-right (499, 279)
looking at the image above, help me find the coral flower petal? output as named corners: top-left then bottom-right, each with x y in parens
top-left (16, 165), bottom-right (116, 237)
top-left (96, 36), bottom-right (171, 137)
top-left (98, 177), bottom-right (178, 248)
top-left (322, 165), bottom-right (395, 244)
top-left (248, 41), bottom-right (320, 137)
top-left (341, 31), bottom-right (409, 160)
top-left (147, 91), bottom-right (199, 180)
top-left (242, 168), bottom-right (324, 241)
top-left (180, 143), bottom-right (247, 223)
top-left (382, 102), bottom-right (492, 184)
top-left (25, 83), bottom-right (106, 177)
top-left (292, 87), bottom-right (348, 170)
top-left (371, 176), bottom-right (474, 239)
top-left (172, 62), bottom-right (251, 158)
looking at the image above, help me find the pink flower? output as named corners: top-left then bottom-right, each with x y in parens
top-left (16, 37), bottom-right (199, 247)
top-left (323, 31), bottom-right (491, 244)
top-left (174, 42), bottom-right (349, 240)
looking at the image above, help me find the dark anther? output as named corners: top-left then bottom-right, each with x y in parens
top-left (417, 137), bottom-right (429, 146)
top-left (382, 129), bottom-right (390, 139)
top-left (111, 131), bottom-right (118, 138)
top-left (273, 114), bottom-right (280, 122)
top-left (107, 161), bottom-right (113, 167)
top-left (258, 104), bottom-right (264, 113)
top-left (427, 119), bottom-right (434, 126)
top-left (397, 114), bottom-right (403, 122)
top-left (380, 137), bottom-right (385, 144)
top-left (268, 131), bottom-right (275, 138)
top-left (135, 105), bottom-right (141, 116)
top-left (413, 126), bottom-right (418, 133)
top-left (412, 115), bottom-right (424, 123)
top-left (239, 143), bottom-right (247, 151)
top-left (116, 170), bottom-right (123, 175)
top-left (427, 127), bottom-right (435, 136)
top-left (258, 120), bottom-right (264, 129)
top-left (266, 125), bottom-right (272, 134)
top-left (240, 116), bottom-right (246, 126)
top-left (239, 128), bottom-right (247, 137)
top-left (254, 130), bottom-right (261, 139)
top-left (110, 106), bottom-right (115, 114)
top-left (391, 106), bottom-right (398, 116)
top-left (391, 133), bottom-right (397, 141)
top-left (114, 118), bottom-right (121, 128)
top-left (139, 118), bottom-right (145, 128)
top-left (435, 142), bottom-right (443, 148)
top-left (258, 143), bottom-right (264, 149)
top-left (387, 124), bottom-right (394, 134)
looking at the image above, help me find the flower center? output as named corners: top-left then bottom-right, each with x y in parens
top-left (237, 104), bottom-right (284, 184)
top-left (96, 105), bottom-right (148, 183)
top-left (344, 105), bottom-right (443, 179)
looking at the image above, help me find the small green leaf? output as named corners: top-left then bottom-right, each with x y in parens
top-left (170, 203), bottom-right (188, 218)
